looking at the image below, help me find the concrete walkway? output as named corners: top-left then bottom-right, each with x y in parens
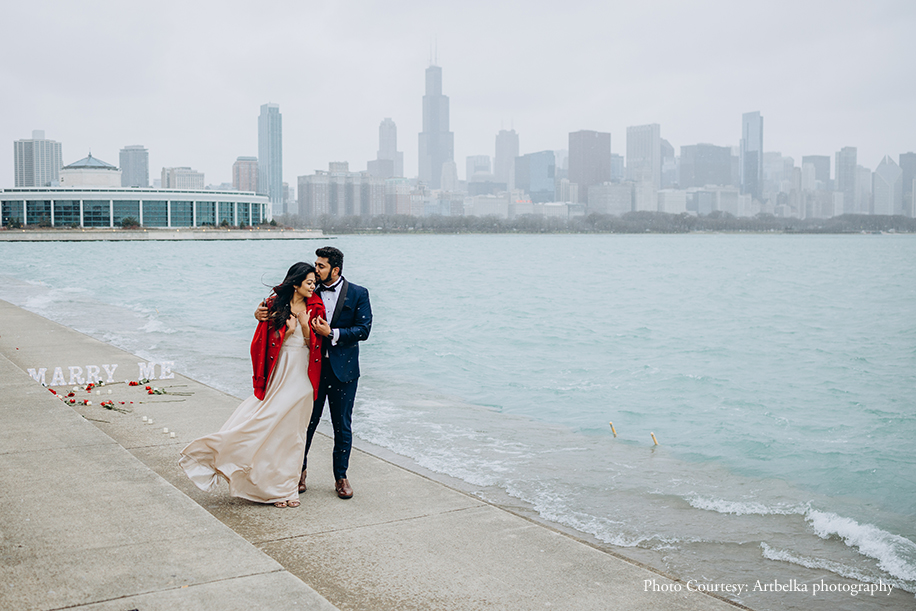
top-left (0, 299), bottom-right (746, 611)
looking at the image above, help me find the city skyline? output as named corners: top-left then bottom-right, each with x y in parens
top-left (1, 1), bottom-right (914, 188)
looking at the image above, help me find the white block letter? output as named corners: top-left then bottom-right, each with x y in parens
top-left (85, 365), bottom-right (101, 383)
top-left (50, 367), bottom-right (66, 386)
top-left (68, 366), bottom-right (86, 385)
top-left (102, 364), bottom-right (118, 383)
top-left (159, 361), bottom-right (175, 379)
top-left (138, 362), bottom-right (157, 380)
top-left (28, 368), bottom-right (47, 385)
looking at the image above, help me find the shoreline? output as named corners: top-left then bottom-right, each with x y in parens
top-left (0, 299), bottom-right (745, 611)
top-left (0, 228), bottom-right (325, 241)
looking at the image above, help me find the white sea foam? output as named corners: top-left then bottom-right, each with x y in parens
top-left (687, 495), bottom-right (806, 516)
top-left (760, 543), bottom-right (914, 594)
top-left (806, 510), bottom-right (916, 584)
top-left (140, 317), bottom-right (176, 334)
top-left (690, 495), bottom-right (916, 588)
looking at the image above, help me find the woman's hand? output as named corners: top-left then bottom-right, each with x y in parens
top-left (296, 309), bottom-right (311, 328)
top-left (286, 313), bottom-right (298, 332)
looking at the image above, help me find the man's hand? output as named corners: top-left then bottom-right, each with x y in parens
top-left (311, 315), bottom-right (332, 338)
top-left (254, 302), bottom-right (269, 322)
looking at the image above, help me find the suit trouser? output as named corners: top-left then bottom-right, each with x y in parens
top-left (303, 355), bottom-right (358, 480)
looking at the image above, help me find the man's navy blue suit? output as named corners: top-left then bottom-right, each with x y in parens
top-left (303, 277), bottom-right (372, 480)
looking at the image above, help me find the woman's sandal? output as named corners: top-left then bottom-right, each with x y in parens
top-left (273, 501), bottom-right (288, 508)
top-left (287, 499), bottom-right (300, 508)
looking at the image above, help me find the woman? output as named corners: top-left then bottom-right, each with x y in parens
top-left (179, 262), bottom-right (325, 508)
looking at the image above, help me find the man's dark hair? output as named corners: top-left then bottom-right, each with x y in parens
top-left (316, 246), bottom-right (344, 273)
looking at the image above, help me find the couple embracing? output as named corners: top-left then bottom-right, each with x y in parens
top-left (179, 246), bottom-right (372, 507)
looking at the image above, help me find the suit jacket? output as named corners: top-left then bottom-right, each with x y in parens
top-left (251, 294), bottom-right (325, 400)
top-left (324, 278), bottom-right (372, 383)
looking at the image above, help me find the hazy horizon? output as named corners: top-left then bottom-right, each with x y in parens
top-left (2, 0), bottom-right (914, 188)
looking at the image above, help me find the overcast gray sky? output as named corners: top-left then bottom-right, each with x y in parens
top-left (2, 0), bottom-right (914, 188)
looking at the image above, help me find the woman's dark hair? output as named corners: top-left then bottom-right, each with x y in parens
top-left (267, 262), bottom-right (317, 331)
top-left (315, 246), bottom-right (344, 274)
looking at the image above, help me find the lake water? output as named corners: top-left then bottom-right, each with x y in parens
top-left (2, 233), bottom-right (914, 610)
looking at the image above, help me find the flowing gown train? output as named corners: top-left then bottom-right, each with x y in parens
top-left (179, 322), bottom-right (313, 504)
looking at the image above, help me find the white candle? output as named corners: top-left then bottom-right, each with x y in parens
top-left (142, 416), bottom-right (148, 422)
top-left (162, 427), bottom-right (169, 433)
top-left (169, 432), bottom-right (176, 438)
top-left (107, 389), bottom-right (112, 394)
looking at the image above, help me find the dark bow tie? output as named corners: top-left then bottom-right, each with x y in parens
top-left (319, 283), bottom-right (338, 293)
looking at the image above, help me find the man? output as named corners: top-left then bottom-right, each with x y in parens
top-left (256, 246), bottom-right (372, 498)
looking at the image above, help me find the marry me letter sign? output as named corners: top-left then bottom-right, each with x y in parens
top-left (28, 361), bottom-right (176, 386)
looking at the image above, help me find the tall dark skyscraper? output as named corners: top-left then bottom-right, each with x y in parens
top-left (258, 103), bottom-right (283, 212)
top-left (740, 111), bottom-right (763, 201)
top-left (568, 130), bottom-right (611, 196)
top-left (418, 65), bottom-right (454, 189)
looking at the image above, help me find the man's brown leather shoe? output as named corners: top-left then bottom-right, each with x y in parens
top-left (335, 478), bottom-right (353, 499)
top-left (298, 469), bottom-right (307, 493)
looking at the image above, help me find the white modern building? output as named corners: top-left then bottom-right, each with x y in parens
top-left (59, 154), bottom-right (121, 188)
top-left (14, 130), bottom-right (62, 187)
top-left (1, 187), bottom-right (270, 228)
top-left (161, 166), bottom-right (205, 190)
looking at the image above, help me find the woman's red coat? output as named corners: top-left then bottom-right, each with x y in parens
top-left (250, 294), bottom-right (325, 400)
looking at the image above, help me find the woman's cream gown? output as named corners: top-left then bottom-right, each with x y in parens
top-left (179, 321), bottom-right (313, 504)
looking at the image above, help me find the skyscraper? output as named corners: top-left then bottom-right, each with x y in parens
top-left (740, 112), bottom-right (763, 201)
top-left (494, 129), bottom-right (519, 189)
top-left (119, 145), bottom-right (149, 187)
top-left (233, 156), bottom-right (258, 192)
top-left (899, 152), bottom-right (916, 216)
top-left (660, 139), bottom-right (676, 188)
top-left (626, 124), bottom-right (661, 187)
top-left (466, 155), bottom-right (491, 181)
top-left (835, 147), bottom-right (857, 214)
top-left (801, 155), bottom-right (830, 189)
top-left (418, 65), bottom-right (454, 189)
top-left (680, 144), bottom-right (732, 188)
top-left (14, 130), bottom-right (62, 187)
top-left (873, 156), bottom-right (903, 216)
top-left (368, 118), bottom-right (404, 179)
top-left (569, 130), bottom-right (611, 197)
top-left (514, 151), bottom-right (555, 203)
top-left (258, 103), bottom-right (283, 212)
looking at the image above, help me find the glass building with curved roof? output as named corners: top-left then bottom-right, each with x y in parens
top-left (1, 187), bottom-right (271, 228)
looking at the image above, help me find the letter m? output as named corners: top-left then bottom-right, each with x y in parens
top-left (28, 368), bottom-right (48, 385)
top-left (138, 362), bottom-right (158, 380)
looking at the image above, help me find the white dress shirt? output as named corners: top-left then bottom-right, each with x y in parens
top-left (319, 277), bottom-right (343, 345)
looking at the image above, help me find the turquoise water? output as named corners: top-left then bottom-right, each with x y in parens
top-left (2, 234), bottom-right (914, 610)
